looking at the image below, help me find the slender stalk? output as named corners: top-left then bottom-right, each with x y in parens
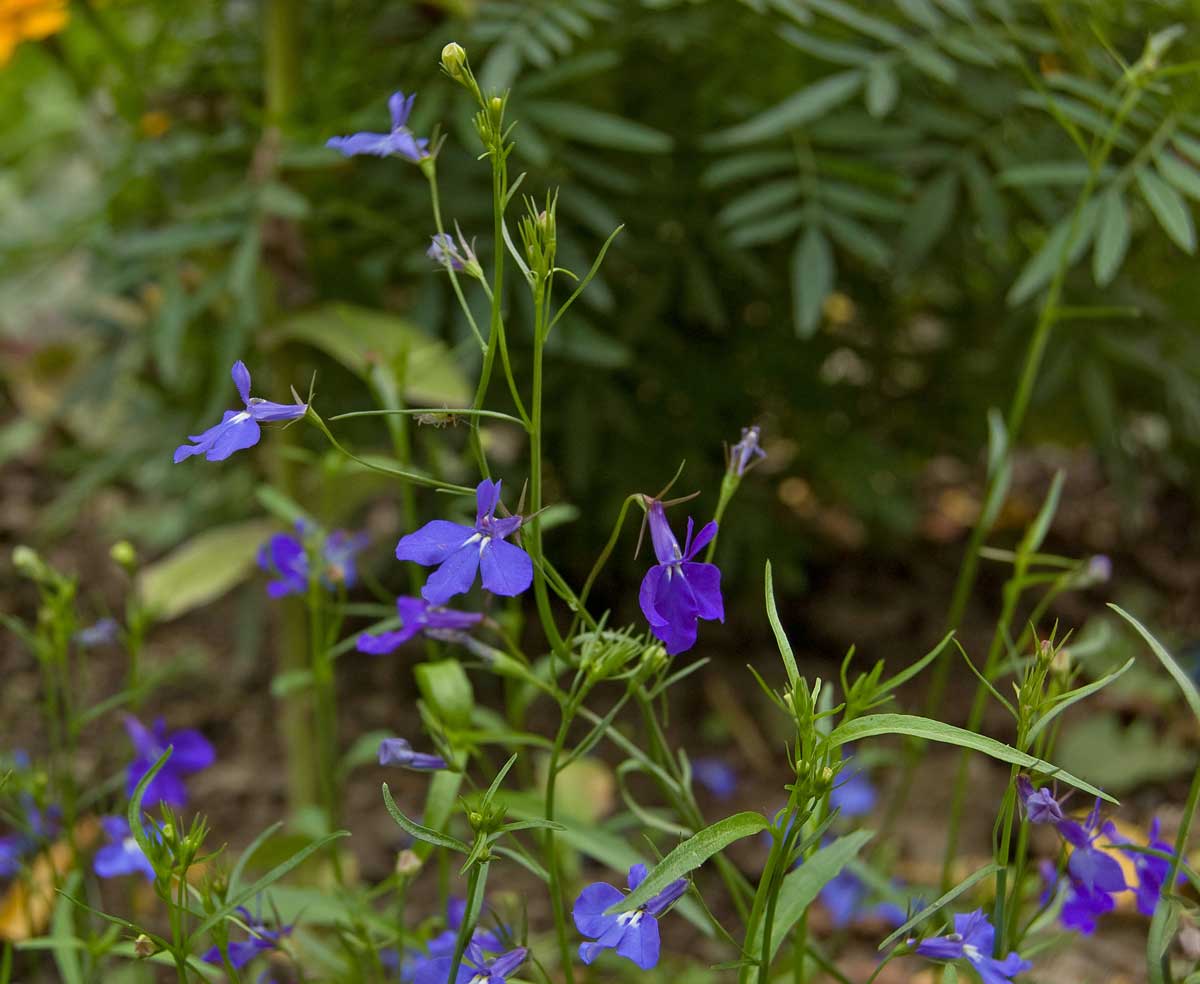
top-left (544, 702), bottom-right (578, 984)
top-left (1155, 762), bottom-right (1200, 983)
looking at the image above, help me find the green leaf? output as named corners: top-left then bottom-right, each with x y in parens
top-left (997, 162), bottom-right (1097, 187)
top-left (865, 62), bottom-right (899, 118)
top-left (1093, 188), bottom-right (1131, 287)
top-left (1137, 167), bottom-right (1196, 254)
top-left (1148, 897), bottom-right (1181, 984)
top-left (49, 872), bottom-right (83, 984)
top-left (607, 812), bottom-right (770, 913)
top-left (765, 561), bottom-right (800, 688)
top-left (1156, 153), bottom-right (1200, 202)
top-left (417, 770), bottom-right (465, 861)
top-left (1007, 198), bottom-right (1101, 306)
top-left (898, 170), bottom-right (958, 269)
top-left (263, 304), bottom-right (470, 404)
top-left (382, 783), bottom-right (469, 853)
top-left (523, 101), bottom-right (673, 153)
top-left (706, 71), bottom-right (863, 148)
top-left (719, 180), bottom-right (802, 227)
top-left (415, 659), bottom-right (475, 731)
top-left (878, 862), bottom-right (1001, 951)
top-left (823, 211), bottom-right (890, 269)
top-left (136, 519), bottom-right (276, 621)
top-left (750, 831), bottom-right (874, 962)
top-left (829, 713), bottom-right (1114, 801)
top-left (1108, 604), bottom-right (1200, 723)
top-left (1026, 658), bottom-right (1134, 745)
top-left (702, 151), bottom-right (794, 189)
top-left (791, 227), bottom-right (834, 338)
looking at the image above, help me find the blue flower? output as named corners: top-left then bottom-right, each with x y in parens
top-left (327, 91), bottom-right (430, 162)
top-left (257, 524), bottom-right (369, 598)
top-left (829, 759), bottom-right (876, 818)
top-left (395, 480), bottom-right (532, 605)
top-left (125, 715), bottom-right (216, 808)
top-left (202, 907), bottom-right (291, 970)
top-left (402, 899), bottom-right (506, 981)
top-left (729, 426), bottom-right (766, 477)
top-left (0, 795), bottom-right (59, 878)
top-left (638, 500), bottom-right (723, 655)
top-left (573, 863), bottom-right (688, 970)
top-left (691, 758), bottom-right (737, 800)
top-left (93, 816), bottom-right (155, 881)
top-left (74, 618), bottom-right (120, 647)
top-left (174, 361), bottom-right (306, 463)
top-left (819, 869), bottom-right (905, 929)
top-left (358, 596), bottom-right (484, 655)
top-left (414, 942), bottom-right (527, 984)
top-left (915, 910), bottom-right (1031, 984)
top-left (1105, 817), bottom-right (1178, 917)
top-left (378, 738), bottom-right (447, 771)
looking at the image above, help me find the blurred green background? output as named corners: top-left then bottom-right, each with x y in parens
top-left (3, 0), bottom-right (1200, 619)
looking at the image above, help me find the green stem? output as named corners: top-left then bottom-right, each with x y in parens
top-left (1155, 762), bottom-right (1200, 984)
top-left (264, 0), bottom-right (301, 126)
top-left (704, 472), bottom-right (739, 564)
top-left (544, 702), bottom-right (578, 984)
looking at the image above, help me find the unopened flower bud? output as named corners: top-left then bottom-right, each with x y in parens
top-left (110, 540), bottom-right (137, 570)
top-left (441, 42), bottom-right (468, 81)
top-left (1050, 646), bottom-right (1071, 677)
top-left (12, 545), bottom-right (47, 581)
top-left (490, 96), bottom-right (503, 116)
top-left (396, 849), bottom-right (422, 876)
top-left (134, 934), bottom-right (157, 958)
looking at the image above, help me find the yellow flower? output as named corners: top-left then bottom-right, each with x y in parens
top-left (0, 0), bottom-right (69, 66)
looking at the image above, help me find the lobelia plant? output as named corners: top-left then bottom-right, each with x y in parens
top-left (4, 36), bottom-right (1199, 984)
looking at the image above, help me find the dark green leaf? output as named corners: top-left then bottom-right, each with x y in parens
top-left (791, 227), bottom-right (834, 339)
top-left (706, 71), bottom-right (863, 148)
top-left (382, 783), bottom-right (469, 853)
top-left (523, 101), bottom-right (672, 153)
top-left (1093, 188), bottom-right (1131, 287)
top-left (1137, 167), bottom-right (1196, 254)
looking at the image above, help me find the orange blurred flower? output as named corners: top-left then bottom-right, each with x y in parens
top-left (0, 0), bottom-right (68, 66)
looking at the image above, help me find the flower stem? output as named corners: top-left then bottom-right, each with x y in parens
top-left (544, 701), bottom-right (578, 984)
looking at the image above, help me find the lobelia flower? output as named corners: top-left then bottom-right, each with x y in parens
top-left (1105, 817), bottom-right (1178, 917)
top-left (729, 425), bottom-right (766, 477)
top-left (74, 617), bottom-right (119, 647)
top-left (358, 596), bottom-right (483, 655)
top-left (327, 91), bottom-right (430, 162)
top-left (915, 910), bottom-right (1031, 984)
top-left (691, 757), bottom-right (737, 800)
top-left (830, 756), bottom-right (876, 818)
top-left (395, 479), bottom-right (533, 605)
top-left (403, 898), bottom-right (506, 981)
top-left (202, 907), bottom-right (291, 970)
top-left (0, 797), bottom-right (59, 878)
top-left (820, 869), bottom-right (905, 929)
top-left (379, 738), bottom-right (447, 771)
top-left (638, 500), bottom-right (723, 655)
top-left (125, 715), bottom-right (216, 808)
top-left (257, 524), bottom-right (369, 598)
top-left (414, 941), bottom-right (527, 984)
top-left (573, 863), bottom-right (688, 969)
top-left (93, 816), bottom-right (155, 881)
top-left (173, 361), bottom-right (306, 463)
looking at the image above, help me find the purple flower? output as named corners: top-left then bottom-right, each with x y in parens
top-left (0, 797), bottom-right (60, 877)
top-left (1016, 776), bottom-right (1064, 826)
top-left (125, 716), bottom-right (216, 808)
top-left (414, 942), bottom-right (527, 984)
top-left (573, 863), bottom-right (688, 970)
top-left (1107, 818), bottom-right (1177, 916)
top-left (174, 361), bottom-right (306, 463)
top-left (729, 426), bottom-right (766, 477)
top-left (638, 500), bottom-right (723, 655)
top-left (830, 759), bottom-right (876, 818)
top-left (379, 738), bottom-right (447, 771)
top-left (202, 907), bottom-right (291, 970)
top-left (93, 816), bottom-right (155, 881)
top-left (395, 479), bottom-right (532, 605)
top-left (691, 758), bottom-right (737, 800)
top-left (820, 869), bottom-right (905, 929)
top-left (428, 234), bottom-right (466, 271)
top-left (327, 91), bottom-right (430, 163)
top-left (74, 618), bottom-right (119, 647)
top-left (358, 596), bottom-right (484, 655)
top-left (257, 525), bottom-right (368, 598)
top-left (1038, 860), bottom-right (1115, 935)
top-left (915, 910), bottom-right (1031, 984)
top-left (403, 898), bottom-right (506, 981)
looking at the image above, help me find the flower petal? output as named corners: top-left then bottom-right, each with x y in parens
top-left (681, 562), bottom-right (723, 622)
top-left (205, 412), bottom-right (261, 462)
top-left (615, 915), bottom-right (660, 970)
top-left (421, 546), bottom-right (481, 605)
top-left (357, 626), bottom-right (420, 655)
top-left (248, 399), bottom-right (307, 422)
top-left (479, 538), bottom-right (533, 597)
top-left (231, 361), bottom-right (252, 405)
top-left (475, 479), bottom-right (502, 525)
top-left (166, 728), bottom-right (215, 772)
top-left (646, 502), bottom-right (680, 565)
top-left (638, 565), bottom-right (669, 627)
top-left (627, 863), bottom-right (648, 891)
top-left (389, 91), bottom-right (415, 129)
top-left (397, 521), bottom-right (476, 566)
top-left (683, 521), bottom-right (718, 561)
top-left (573, 881), bottom-right (624, 938)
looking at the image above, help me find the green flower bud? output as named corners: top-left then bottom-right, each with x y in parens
top-left (441, 42), bottom-right (468, 81)
top-left (396, 849), bottom-right (422, 876)
top-left (110, 540), bottom-right (137, 570)
top-left (12, 545), bottom-right (47, 581)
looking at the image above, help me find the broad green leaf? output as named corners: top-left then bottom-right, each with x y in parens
top-left (1006, 198), bottom-right (1101, 305)
top-left (608, 812), bottom-right (770, 913)
top-left (865, 62), bottom-right (899, 118)
top-left (382, 783), bottom-right (469, 853)
top-left (1109, 604), bottom-right (1200, 723)
top-left (263, 304), bottom-right (470, 404)
top-left (415, 660), bottom-right (475, 731)
top-left (1137, 167), bottom-right (1196, 254)
top-left (791, 227), bottom-right (834, 338)
top-left (136, 519), bottom-right (276, 621)
top-left (1093, 188), bottom-right (1131, 287)
top-left (898, 170), bottom-right (958, 269)
top-left (829, 713), bottom-right (1114, 801)
top-left (1156, 153), bottom-right (1200, 202)
top-left (706, 71), bottom-right (863, 148)
top-left (749, 831), bottom-right (873, 962)
top-left (523, 101), bottom-right (673, 153)
top-left (878, 862), bottom-right (1001, 951)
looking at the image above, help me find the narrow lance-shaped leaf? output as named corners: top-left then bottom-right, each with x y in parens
top-left (898, 170), bottom-right (959, 270)
top-left (792, 226), bottom-right (834, 339)
top-left (865, 62), bottom-right (899, 118)
top-left (829, 713), bottom-right (1115, 801)
top-left (1007, 198), bottom-right (1102, 306)
top-left (706, 71), bottom-right (863, 148)
top-left (382, 783), bottom-right (470, 853)
top-left (606, 812), bottom-right (770, 914)
top-left (1093, 188), bottom-right (1131, 287)
top-left (1137, 167), bottom-right (1196, 254)
top-left (877, 862), bottom-right (1002, 951)
top-left (1108, 604), bottom-right (1200, 723)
